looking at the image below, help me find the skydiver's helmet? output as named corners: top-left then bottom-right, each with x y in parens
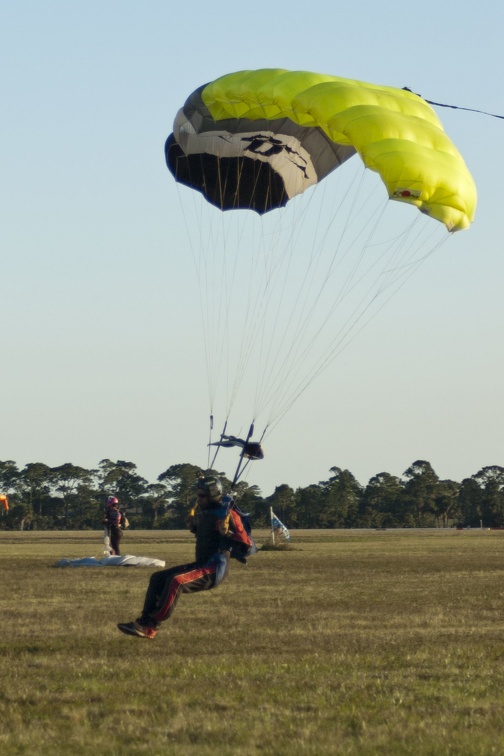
top-left (106, 496), bottom-right (119, 508)
top-left (196, 476), bottom-right (223, 504)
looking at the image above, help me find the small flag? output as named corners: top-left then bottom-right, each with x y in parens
top-left (271, 510), bottom-right (290, 542)
top-left (0, 495), bottom-right (8, 512)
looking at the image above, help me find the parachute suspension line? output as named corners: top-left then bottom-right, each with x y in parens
top-left (209, 418), bottom-right (228, 471)
top-left (180, 156), bottom-right (448, 441)
top-left (265, 217), bottom-right (418, 426)
top-left (250, 187), bottom-right (325, 416)
top-left (198, 154), bottom-right (260, 418)
top-left (252, 165), bottom-right (376, 422)
top-left (262, 194), bottom-right (446, 428)
top-left (249, 193), bottom-right (317, 418)
top-left (225, 228), bottom-right (264, 414)
top-left (176, 177), bottom-right (217, 417)
top-left (260, 171), bottom-right (372, 406)
top-left (256, 176), bottom-right (384, 422)
top-left (237, 161), bottom-right (354, 425)
top-left (213, 178), bottom-right (243, 415)
top-left (231, 422), bottom-right (255, 488)
top-left (209, 191), bottom-right (234, 410)
top-left (191, 153), bottom-right (293, 441)
top-left (220, 174), bottom-right (309, 423)
top-left (177, 155), bottom-right (253, 425)
top-left (179, 150), bottom-right (245, 419)
top-left (207, 157), bottom-right (289, 440)
top-left (220, 157), bottom-right (267, 415)
top-left (201, 175), bottom-right (268, 472)
top-left (206, 414), bottom-right (214, 469)
top-left (266, 217), bottom-right (450, 433)
top-left (189, 156), bottom-right (249, 423)
top-left (205, 156), bottom-right (285, 426)
top-left (367, 215), bottom-right (445, 298)
top-left (247, 186), bottom-right (329, 419)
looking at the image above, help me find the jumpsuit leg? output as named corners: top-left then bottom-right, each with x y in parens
top-left (138, 559), bottom-right (227, 628)
top-left (109, 526), bottom-right (122, 555)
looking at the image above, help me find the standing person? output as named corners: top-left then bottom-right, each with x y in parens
top-left (104, 496), bottom-right (125, 556)
top-left (117, 476), bottom-right (252, 640)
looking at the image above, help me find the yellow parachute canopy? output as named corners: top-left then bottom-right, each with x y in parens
top-left (166, 68), bottom-right (476, 231)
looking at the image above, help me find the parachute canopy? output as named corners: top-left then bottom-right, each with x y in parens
top-left (166, 68), bottom-right (476, 231)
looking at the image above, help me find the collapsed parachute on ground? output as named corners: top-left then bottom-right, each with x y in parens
top-left (56, 555), bottom-right (166, 568)
top-left (166, 68), bottom-right (476, 231)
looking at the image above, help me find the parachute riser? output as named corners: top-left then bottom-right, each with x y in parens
top-left (231, 423), bottom-right (254, 489)
top-left (209, 417), bottom-right (227, 471)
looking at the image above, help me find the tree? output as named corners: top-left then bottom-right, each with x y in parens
top-left (51, 463), bottom-right (97, 528)
top-left (458, 477), bottom-right (483, 527)
top-left (157, 463), bottom-right (205, 527)
top-left (138, 483), bottom-right (169, 529)
top-left (265, 484), bottom-right (296, 528)
top-left (472, 466), bottom-right (504, 527)
top-left (295, 484), bottom-right (323, 528)
top-left (0, 461), bottom-right (21, 528)
top-left (224, 482), bottom-right (264, 528)
top-left (10, 501), bottom-right (35, 531)
top-left (403, 460), bottom-right (440, 527)
top-left (318, 467), bottom-right (362, 528)
top-left (2, 453), bottom-right (504, 531)
top-left (19, 463), bottom-right (53, 518)
top-left (359, 472), bottom-right (406, 528)
top-left (98, 459), bottom-right (149, 511)
top-left (0, 460), bottom-right (20, 492)
top-left (431, 479), bottom-right (461, 528)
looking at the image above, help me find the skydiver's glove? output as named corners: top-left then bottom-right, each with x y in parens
top-left (185, 506), bottom-right (198, 533)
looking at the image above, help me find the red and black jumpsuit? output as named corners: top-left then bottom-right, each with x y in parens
top-left (137, 501), bottom-right (232, 630)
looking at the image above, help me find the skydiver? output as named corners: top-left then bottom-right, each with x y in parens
top-left (117, 476), bottom-right (251, 640)
top-left (103, 496), bottom-right (126, 556)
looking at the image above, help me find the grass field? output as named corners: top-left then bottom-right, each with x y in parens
top-left (1, 528), bottom-right (504, 755)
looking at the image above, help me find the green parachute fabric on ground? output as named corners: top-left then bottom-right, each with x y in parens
top-left (166, 69), bottom-right (476, 231)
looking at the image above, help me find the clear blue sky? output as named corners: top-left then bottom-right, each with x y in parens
top-left (2, 1), bottom-right (503, 495)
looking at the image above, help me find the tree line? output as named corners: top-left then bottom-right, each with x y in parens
top-left (1, 458), bottom-right (503, 531)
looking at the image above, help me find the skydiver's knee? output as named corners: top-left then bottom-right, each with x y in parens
top-left (149, 571), bottom-right (167, 592)
top-left (172, 576), bottom-right (183, 590)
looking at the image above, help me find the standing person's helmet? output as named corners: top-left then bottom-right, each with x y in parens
top-left (107, 496), bottom-right (119, 507)
top-left (195, 476), bottom-right (223, 503)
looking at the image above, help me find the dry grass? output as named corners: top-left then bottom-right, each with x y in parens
top-left (1, 529), bottom-right (504, 754)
